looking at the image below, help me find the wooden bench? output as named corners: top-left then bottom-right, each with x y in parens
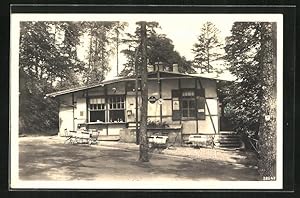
top-left (148, 135), bottom-right (169, 149)
top-left (64, 130), bottom-right (100, 145)
top-left (188, 135), bottom-right (214, 148)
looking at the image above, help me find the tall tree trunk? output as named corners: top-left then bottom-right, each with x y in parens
top-left (139, 22), bottom-right (149, 162)
top-left (94, 37), bottom-right (98, 70)
top-left (258, 23), bottom-right (277, 178)
top-left (87, 26), bottom-right (93, 84)
top-left (116, 30), bottom-right (119, 76)
top-left (207, 46), bottom-right (210, 73)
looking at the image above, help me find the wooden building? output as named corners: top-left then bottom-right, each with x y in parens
top-left (46, 65), bottom-right (221, 144)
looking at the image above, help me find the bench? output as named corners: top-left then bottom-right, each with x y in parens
top-left (188, 135), bottom-right (214, 148)
top-left (148, 135), bottom-right (169, 149)
top-left (64, 129), bottom-right (100, 145)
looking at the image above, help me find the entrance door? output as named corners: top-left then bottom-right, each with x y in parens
top-left (59, 106), bottom-right (74, 136)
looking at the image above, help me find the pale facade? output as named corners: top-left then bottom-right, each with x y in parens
top-left (47, 71), bottom-right (220, 142)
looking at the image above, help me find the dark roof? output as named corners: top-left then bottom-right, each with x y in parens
top-left (46, 76), bottom-right (133, 98)
top-left (46, 71), bottom-right (229, 98)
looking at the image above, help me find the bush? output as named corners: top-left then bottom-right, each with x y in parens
top-left (19, 74), bottom-right (59, 135)
top-left (147, 120), bottom-right (169, 129)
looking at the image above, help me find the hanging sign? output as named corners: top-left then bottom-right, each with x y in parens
top-left (148, 96), bottom-right (157, 104)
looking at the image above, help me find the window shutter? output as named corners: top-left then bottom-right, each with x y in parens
top-left (196, 89), bottom-right (205, 120)
top-left (172, 90), bottom-right (181, 121)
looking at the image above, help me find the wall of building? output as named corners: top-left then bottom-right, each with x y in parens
top-left (59, 84), bottom-right (127, 137)
top-left (58, 77), bottom-right (219, 138)
top-left (106, 82), bottom-right (126, 95)
top-left (119, 128), bottom-right (182, 145)
top-left (58, 106), bottom-right (73, 136)
top-left (74, 97), bottom-right (87, 128)
top-left (87, 86), bottom-right (105, 96)
top-left (147, 78), bottom-right (219, 135)
top-left (58, 94), bottom-right (73, 135)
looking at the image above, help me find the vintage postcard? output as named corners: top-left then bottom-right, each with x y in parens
top-left (10, 11), bottom-right (284, 189)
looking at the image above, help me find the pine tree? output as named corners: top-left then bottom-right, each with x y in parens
top-left (51, 21), bottom-right (85, 89)
top-left (19, 21), bottom-right (60, 133)
top-left (192, 22), bottom-right (222, 73)
top-left (120, 23), bottom-right (194, 76)
top-left (19, 21), bottom-right (84, 134)
top-left (224, 22), bottom-right (277, 178)
top-left (138, 21), bottom-right (149, 162)
top-left (82, 22), bottom-right (112, 83)
top-left (120, 21), bottom-right (160, 76)
top-left (257, 23), bottom-right (277, 178)
top-left (81, 21), bottom-right (126, 84)
top-left (111, 22), bottom-right (128, 76)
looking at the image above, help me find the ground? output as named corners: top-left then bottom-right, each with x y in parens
top-left (18, 136), bottom-right (259, 184)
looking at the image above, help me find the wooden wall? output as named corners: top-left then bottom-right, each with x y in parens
top-left (58, 77), bottom-right (219, 137)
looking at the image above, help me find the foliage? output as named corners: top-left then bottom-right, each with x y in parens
top-left (119, 22), bottom-right (195, 76)
top-left (81, 21), bottom-right (128, 83)
top-left (19, 21), bottom-right (84, 133)
top-left (52, 22), bottom-right (85, 89)
top-left (147, 120), bottom-right (169, 129)
top-left (147, 34), bottom-right (195, 74)
top-left (19, 21), bottom-right (128, 133)
top-left (192, 22), bottom-right (223, 73)
top-left (119, 21), bottom-right (159, 76)
top-left (224, 22), bottom-right (277, 178)
top-left (19, 69), bottom-right (59, 134)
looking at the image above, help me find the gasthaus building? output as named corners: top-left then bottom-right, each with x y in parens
top-left (46, 64), bottom-right (222, 145)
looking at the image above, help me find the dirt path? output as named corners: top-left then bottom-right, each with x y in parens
top-left (18, 136), bottom-right (259, 182)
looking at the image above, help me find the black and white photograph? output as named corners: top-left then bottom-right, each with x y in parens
top-left (10, 12), bottom-right (283, 189)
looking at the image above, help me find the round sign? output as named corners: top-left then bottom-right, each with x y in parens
top-left (148, 96), bottom-right (157, 104)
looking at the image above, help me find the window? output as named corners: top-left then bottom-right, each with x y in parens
top-left (89, 96), bottom-right (126, 123)
top-left (89, 98), bottom-right (105, 122)
top-left (108, 96), bottom-right (125, 122)
top-left (89, 96), bottom-right (125, 122)
top-left (181, 90), bottom-right (196, 118)
top-left (172, 89), bottom-right (206, 121)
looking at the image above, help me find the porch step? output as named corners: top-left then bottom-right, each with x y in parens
top-left (214, 132), bottom-right (242, 149)
top-left (214, 143), bottom-right (241, 147)
top-left (214, 136), bottom-right (240, 140)
top-left (214, 139), bottom-right (241, 144)
top-left (182, 132), bottom-right (242, 150)
top-left (219, 131), bottom-right (238, 135)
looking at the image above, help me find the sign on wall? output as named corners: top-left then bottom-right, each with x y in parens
top-left (172, 99), bottom-right (180, 110)
top-left (171, 90), bottom-right (181, 121)
top-left (148, 96), bottom-right (157, 104)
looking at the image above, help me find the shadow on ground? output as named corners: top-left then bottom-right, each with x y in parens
top-left (19, 138), bottom-right (259, 181)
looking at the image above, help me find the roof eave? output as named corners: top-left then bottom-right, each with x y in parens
top-left (45, 71), bottom-right (231, 98)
